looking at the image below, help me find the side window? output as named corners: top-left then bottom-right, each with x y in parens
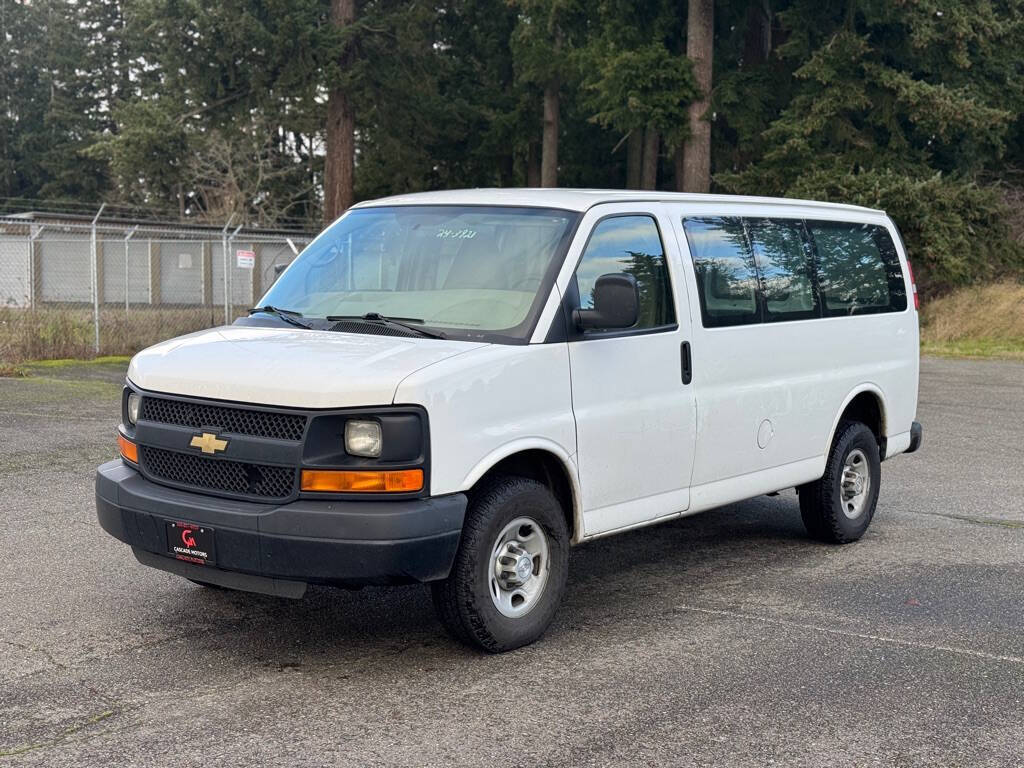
top-left (746, 218), bottom-right (819, 322)
top-left (574, 215), bottom-right (675, 329)
top-left (682, 217), bottom-right (760, 327)
top-left (808, 221), bottom-right (908, 315)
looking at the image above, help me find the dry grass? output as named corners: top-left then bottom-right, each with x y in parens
top-left (0, 306), bottom-right (225, 364)
top-left (920, 281), bottom-right (1024, 361)
top-left (3, 287), bottom-right (1023, 366)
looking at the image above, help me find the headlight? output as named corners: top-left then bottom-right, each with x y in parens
top-left (345, 420), bottom-right (382, 457)
top-left (127, 392), bottom-right (141, 426)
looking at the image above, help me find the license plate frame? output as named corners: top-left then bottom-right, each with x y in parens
top-left (166, 520), bottom-right (216, 566)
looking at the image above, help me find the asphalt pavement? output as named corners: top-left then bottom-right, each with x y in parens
top-left (1, 356), bottom-right (1022, 767)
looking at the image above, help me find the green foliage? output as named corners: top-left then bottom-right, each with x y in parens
top-left (783, 168), bottom-right (1023, 293)
top-left (580, 42), bottom-right (696, 145)
top-left (1, 0), bottom-right (1022, 293)
top-left (718, 0), bottom-right (1024, 294)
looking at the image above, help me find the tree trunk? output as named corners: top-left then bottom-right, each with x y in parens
top-left (626, 130), bottom-right (643, 188)
top-left (640, 126), bottom-right (659, 189)
top-left (682, 0), bottom-right (714, 193)
top-left (527, 141), bottom-right (542, 186)
top-left (324, 0), bottom-right (356, 224)
top-left (541, 80), bottom-right (559, 187)
top-left (498, 152), bottom-right (515, 187)
top-left (743, 0), bottom-right (772, 67)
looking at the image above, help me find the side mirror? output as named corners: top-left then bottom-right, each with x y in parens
top-left (573, 273), bottom-right (639, 331)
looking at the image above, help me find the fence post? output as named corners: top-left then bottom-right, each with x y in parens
top-left (148, 239), bottom-right (161, 305)
top-left (221, 215), bottom-right (235, 325)
top-left (201, 241), bottom-right (212, 306)
top-left (228, 224), bottom-right (242, 321)
top-left (90, 203), bottom-right (105, 355)
top-left (124, 225), bottom-right (138, 313)
top-left (28, 224), bottom-right (45, 309)
top-left (250, 243), bottom-right (263, 306)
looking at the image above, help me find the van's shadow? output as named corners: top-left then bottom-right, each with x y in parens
top-left (151, 494), bottom-right (824, 661)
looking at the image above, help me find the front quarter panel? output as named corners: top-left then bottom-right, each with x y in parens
top-left (393, 344), bottom-right (576, 498)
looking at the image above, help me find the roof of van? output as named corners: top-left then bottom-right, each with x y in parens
top-left (351, 188), bottom-right (884, 215)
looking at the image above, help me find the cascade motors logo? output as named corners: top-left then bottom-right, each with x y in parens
top-left (171, 522), bottom-right (210, 561)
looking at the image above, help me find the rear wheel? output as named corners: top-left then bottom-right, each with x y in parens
top-left (799, 421), bottom-right (881, 544)
top-left (431, 476), bottom-right (569, 653)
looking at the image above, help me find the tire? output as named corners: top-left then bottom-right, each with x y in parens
top-left (431, 476), bottom-right (569, 653)
top-left (799, 421), bottom-right (881, 544)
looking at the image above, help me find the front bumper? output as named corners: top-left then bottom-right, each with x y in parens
top-left (96, 460), bottom-right (466, 596)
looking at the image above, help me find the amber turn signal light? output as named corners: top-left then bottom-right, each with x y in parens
top-left (300, 469), bottom-right (423, 493)
top-left (118, 433), bottom-right (138, 464)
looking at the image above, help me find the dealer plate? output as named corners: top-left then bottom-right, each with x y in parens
top-left (166, 520), bottom-right (216, 566)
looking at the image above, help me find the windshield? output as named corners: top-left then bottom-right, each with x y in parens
top-left (258, 205), bottom-right (580, 343)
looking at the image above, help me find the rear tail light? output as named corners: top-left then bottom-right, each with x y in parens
top-left (906, 260), bottom-right (920, 310)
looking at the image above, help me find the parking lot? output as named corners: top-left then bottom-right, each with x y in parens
top-left (1, 356), bottom-right (1022, 767)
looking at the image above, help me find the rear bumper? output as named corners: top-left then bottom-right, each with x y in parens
top-left (96, 460), bottom-right (466, 594)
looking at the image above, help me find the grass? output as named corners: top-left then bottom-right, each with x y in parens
top-left (26, 355), bottom-right (131, 368)
top-left (0, 305), bottom-right (226, 364)
top-left (919, 281), bottom-right (1024, 361)
top-left (2, 284), bottom-right (1023, 369)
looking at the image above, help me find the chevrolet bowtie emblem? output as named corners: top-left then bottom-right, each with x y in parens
top-left (190, 432), bottom-right (228, 455)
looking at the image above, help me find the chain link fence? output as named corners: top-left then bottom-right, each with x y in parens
top-left (0, 211), bottom-right (317, 363)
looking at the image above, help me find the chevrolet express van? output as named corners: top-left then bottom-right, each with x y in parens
top-left (96, 189), bottom-right (922, 652)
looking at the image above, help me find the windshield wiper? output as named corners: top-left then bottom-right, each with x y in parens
top-left (326, 312), bottom-right (447, 340)
top-left (249, 305), bottom-right (313, 329)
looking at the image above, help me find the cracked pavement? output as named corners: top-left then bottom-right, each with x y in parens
top-left (1, 356), bottom-right (1022, 767)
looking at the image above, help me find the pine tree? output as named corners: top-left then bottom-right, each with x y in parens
top-left (719, 0), bottom-right (1024, 291)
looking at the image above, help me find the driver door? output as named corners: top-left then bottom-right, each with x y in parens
top-left (562, 204), bottom-right (697, 537)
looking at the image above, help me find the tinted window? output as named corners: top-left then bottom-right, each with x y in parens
top-left (746, 218), bottom-right (819, 322)
top-left (682, 217), bottom-right (760, 327)
top-left (574, 215), bottom-right (675, 329)
top-left (808, 222), bottom-right (907, 315)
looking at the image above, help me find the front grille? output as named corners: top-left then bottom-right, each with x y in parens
top-left (140, 446), bottom-right (296, 501)
top-left (140, 396), bottom-right (306, 441)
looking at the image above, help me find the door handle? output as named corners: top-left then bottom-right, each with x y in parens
top-left (681, 341), bottom-right (692, 385)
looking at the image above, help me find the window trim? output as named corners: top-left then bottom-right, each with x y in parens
top-left (560, 212), bottom-right (680, 342)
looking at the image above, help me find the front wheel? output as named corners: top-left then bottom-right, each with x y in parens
top-left (799, 421), bottom-right (881, 544)
top-left (431, 476), bottom-right (569, 653)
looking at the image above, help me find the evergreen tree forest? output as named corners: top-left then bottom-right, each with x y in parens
top-left (1, 0), bottom-right (1022, 294)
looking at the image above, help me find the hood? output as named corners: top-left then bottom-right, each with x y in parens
top-left (127, 325), bottom-right (488, 408)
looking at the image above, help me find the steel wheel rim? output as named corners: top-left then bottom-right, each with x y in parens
top-left (489, 516), bottom-right (550, 618)
top-left (840, 448), bottom-right (871, 519)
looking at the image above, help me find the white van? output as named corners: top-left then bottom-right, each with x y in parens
top-left (96, 189), bottom-right (922, 652)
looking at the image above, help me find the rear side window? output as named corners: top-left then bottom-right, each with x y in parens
top-left (574, 215), bottom-right (675, 329)
top-left (807, 222), bottom-right (907, 315)
top-left (746, 218), bottom-right (819, 322)
top-left (682, 217), bottom-right (760, 327)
